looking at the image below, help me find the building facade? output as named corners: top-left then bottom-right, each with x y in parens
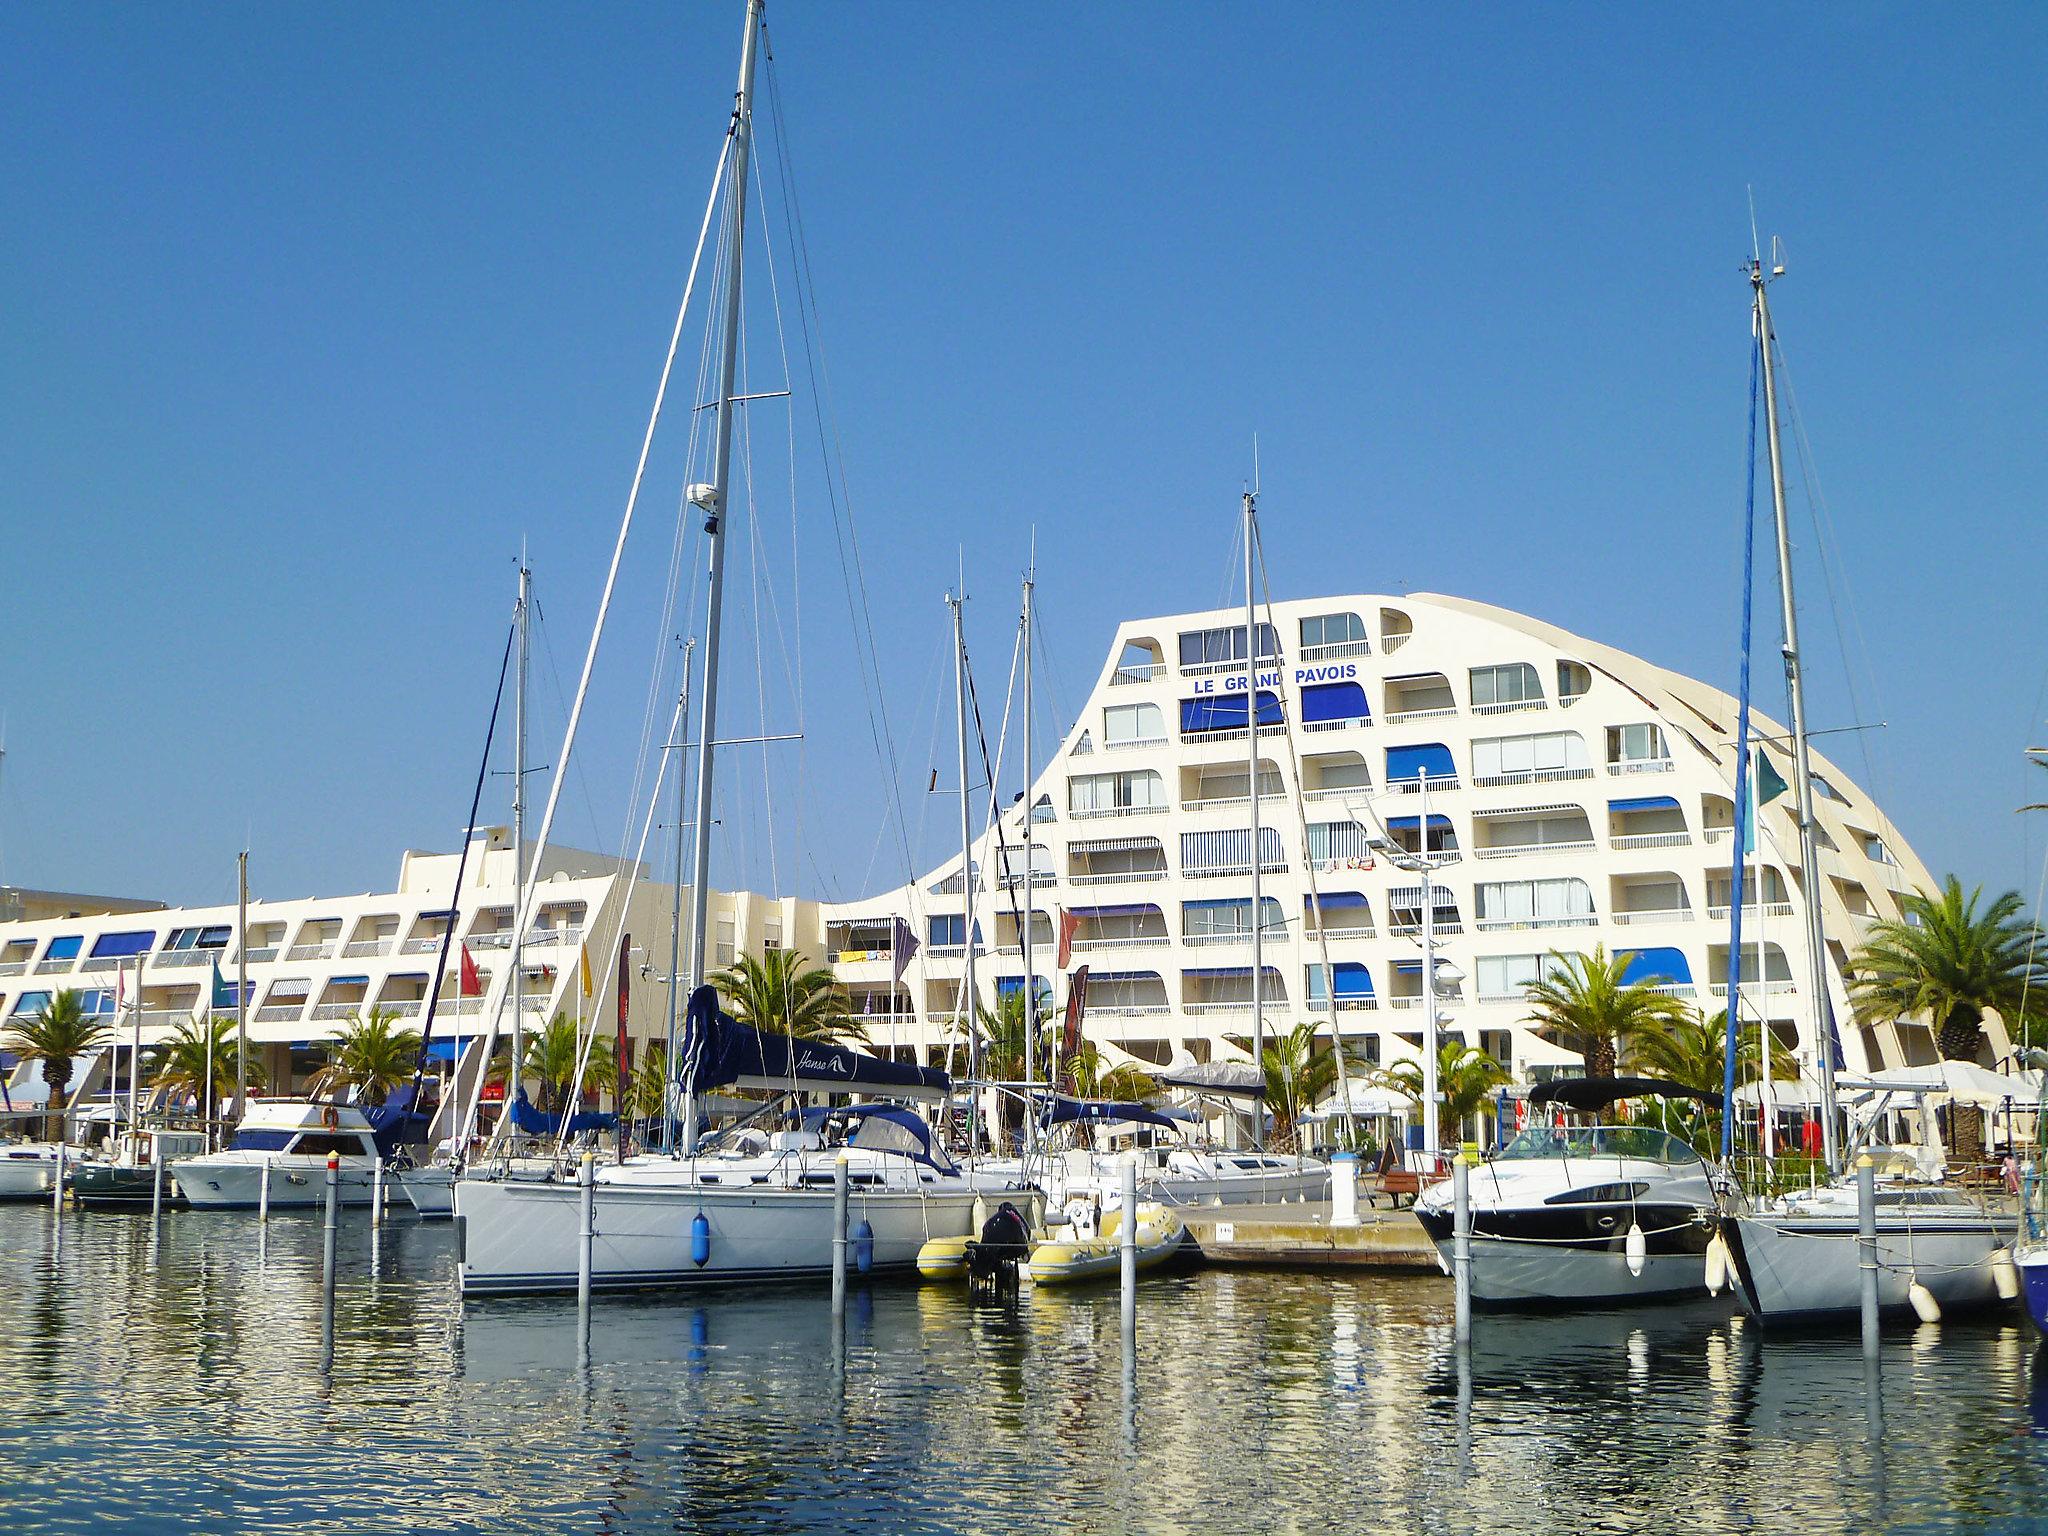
top-left (819, 592), bottom-right (1952, 1085)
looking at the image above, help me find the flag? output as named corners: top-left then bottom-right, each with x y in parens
top-left (1056, 908), bottom-right (1080, 971)
top-left (891, 916), bottom-right (919, 984)
top-left (210, 959), bottom-right (237, 1012)
top-left (1741, 748), bottom-right (1792, 844)
top-left (1062, 965), bottom-right (1089, 1061)
top-left (615, 931), bottom-right (632, 1116)
top-left (459, 945), bottom-right (483, 998)
top-left (579, 942), bottom-right (593, 1000)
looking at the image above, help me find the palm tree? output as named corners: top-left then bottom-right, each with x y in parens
top-left (1375, 1041), bottom-right (1510, 1147)
top-left (623, 1042), bottom-right (670, 1124)
top-left (1228, 1021), bottom-right (1369, 1152)
top-left (951, 990), bottom-right (1057, 1150)
top-left (150, 1016), bottom-right (266, 1116)
top-left (713, 949), bottom-right (865, 1043)
top-left (1849, 877), bottom-right (2045, 1160)
top-left (1524, 945), bottom-right (1691, 1084)
top-left (521, 1011), bottom-right (615, 1114)
top-left (3, 989), bottom-right (110, 1140)
top-left (1623, 1008), bottom-right (1797, 1155)
top-left (1065, 1040), bottom-right (1158, 1103)
top-left (306, 1007), bottom-right (421, 1107)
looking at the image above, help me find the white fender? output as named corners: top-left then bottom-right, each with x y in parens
top-left (1625, 1221), bottom-right (1647, 1278)
top-left (1992, 1248), bottom-right (2020, 1301)
top-left (1909, 1277), bottom-right (1942, 1324)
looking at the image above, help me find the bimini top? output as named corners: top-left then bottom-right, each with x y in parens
top-left (800, 1104), bottom-right (955, 1172)
top-left (681, 985), bottom-right (951, 1101)
top-left (1529, 1076), bottom-right (1724, 1112)
top-left (1037, 1095), bottom-right (1193, 1132)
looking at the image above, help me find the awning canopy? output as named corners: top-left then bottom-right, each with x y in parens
top-left (1301, 681), bottom-right (1370, 724)
top-left (1386, 743), bottom-right (1455, 780)
top-left (1617, 947), bottom-right (1692, 986)
top-left (1839, 1063), bottom-right (2044, 1108)
top-left (680, 985), bottom-right (950, 1100)
top-left (1070, 904), bottom-right (1161, 920)
top-left (1386, 815), bottom-right (1452, 833)
top-left (1180, 692), bottom-right (1283, 733)
top-left (1306, 890), bottom-right (1370, 910)
top-left (1609, 795), bottom-right (1681, 814)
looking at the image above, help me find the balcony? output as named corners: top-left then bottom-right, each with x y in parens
top-left (1069, 869), bottom-right (1165, 886)
top-left (254, 1003), bottom-right (306, 1024)
top-left (243, 948), bottom-right (279, 964)
top-left (469, 933), bottom-right (514, 950)
top-left (1611, 832), bottom-right (1692, 850)
top-left (1302, 717), bottom-right (1370, 734)
top-left (1069, 804), bottom-right (1167, 821)
top-left (1088, 1003), bottom-right (1173, 1017)
top-left (33, 958), bottom-right (77, 975)
top-left (1471, 767), bottom-right (1594, 790)
top-left (1703, 828), bottom-right (1732, 844)
top-left (1606, 759), bottom-right (1674, 776)
top-left (1182, 860), bottom-right (1287, 880)
top-left (1105, 735), bottom-right (1168, 752)
top-left (1300, 640), bottom-right (1372, 662)
top-left (1610, 909), bottom-right (1694, 926)
top-left (309, 1002), bottom-right (362, 1021)
top-left (1473, 840), bottom-right (1597, 861)
top-left (1471, 699), bottom-right (1548, 717)
top-left (1388, 921), bottom-right (1465, 937)
top-left (1182, 999), bottom-right (1289, 1016)
top-left (285, 943), bottom-right (334, 962)
top-left (1709, 980), bottom-right (1797, 997)
top-left (1111, 662), bottom-right (1165, 686)
top-left (1071, 935), bottom-right (1168, 952)
top-left (0, 961), bottom-right (24, 977)
top-left (343, 940), bottom-right (394, 959)
top-left (524, 927), bottom-right (584, 949)
top-left (1474, 915), bottom-right (1596, 933)
top-left (1386, 776), bottom-right (1460, 795)
top-left (1384, 706), bottom-right (1458, 725)
top-left (153, 949), bottom-right (220, 969)
top-left (1706, 902), bottom-right (1795, 921)
top-left (377, 999), bottom-right (424, 1017)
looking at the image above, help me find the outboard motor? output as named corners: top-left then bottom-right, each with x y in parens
top-left (965, 1200), bottom-right (1031, 1296)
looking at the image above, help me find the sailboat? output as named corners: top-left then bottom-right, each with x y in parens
top-left (453, 0), bottom-right (1013, 1292)
top-left (1717, 250), bottom-right (2018, 1325)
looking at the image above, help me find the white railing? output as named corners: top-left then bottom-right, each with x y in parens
top-left (137, 1008), bottom-right (197, 1030)
top-left (0, 961), bottom-right (24, 976)
top-left (996, 870), bottom-right (1058, 888)
top-left (1088, 1003), bottom-right (1172, 1017)
top-left (1182, 862), bottom-right (1288, 879)
top-left (1474, 840), bottom-right (1597, 860)
top-left (1302, 718), bottom-right (1371, 733)
top-left (286, 943), bottom-right (335, 962)
top-left (77, 955), bottom-right (125, 973)
top-left (1068, 870), bottom-right (1166, 886)
top-left (309, 1001), bottom-right (363, 1021)
top-left (1389, 921), bottom-right (1465, 937)
top-left (1386, 777), bottom-right (1461, 795)
top-left (525, 927), bottom-right (583, 949)
top-left (242, 948), bottom-right (278, 964)
top-left (1179, 794), bottom-right (1281, 813)
top-left (1706, 901), bottom-right (1795, 920)
top-left (399, 936), bottom-right (447, 955)
top-left (1606, 759), bottom-right (1674, 775)
top-left (1110, 663), bottom-right (1165, 685)
top-left (1307, 926), bottom-right (1375, 942)
top-left (1301, 640), bottom-right (1372, 661)
top-left (1179, 932), bottom-right (1252, 948)
top-left (254, 1004), bottom-right (305, 1023)
top-left (1381, 631), bottom-right (1412, 652)
top-left (1177, 724), bottom-right (1288, 745)
top-left (152, 949), bottom-right (219, 969)
top-left (1710, 980), bottom-right (1797, 997)
top-left (376, 999), bottom-right (424, 1017)
top-left (1105, 736), bottom-right (1168, 753)
top-left (1471, 767), bottom-right (1594, 789)
top-left (1474, 916), bottom-right (1597, 932)
top-left (1071, 934), bottom-right (1168, 951)
top-left (1611, 909), bottom-right (1694, 926)
top-left (34, 958), bottom-right (77, 974)
top-left (1703, 828), bottom-right (1731, 843)
top-left (1646, 983), bottom-right (1698, 998)
top-left (1611, 832), bottom-right (1692, 850)
top-left (1302, 785), bottom-right (1371, 802)
top-left (1184, 999), bottom-right (1290, 1016)
top-left (1069, 804), bottom-right (1167, 821)
top-left (468, 933), bottom-right (513, 950)
top-left (1385, 705), bottom-right (1458, 724)
top-left (1387, 994), bottom-right (1460, 1010)
top-left (1471, 699), bottom-right (1548, 716)
top-left (344, 940), bottom-right (395, 959)
top-left (1179, 658), bottom-right (1279, 679)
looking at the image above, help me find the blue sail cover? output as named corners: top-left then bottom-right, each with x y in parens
top-left (505, 1088), bottom-right (617, 1137)
top-left (681, 986), bottom-right (951, 1100)
top-left (361, 1085), bottom-right (436, 1154)
top-left (1037, 1095), bottom-right (1191, 1131)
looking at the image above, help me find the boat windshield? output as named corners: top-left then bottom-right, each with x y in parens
top-left (1493, 1126), bottom-right (1701, 1165)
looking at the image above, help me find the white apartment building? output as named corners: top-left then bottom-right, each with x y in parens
top-left (819, 592), bottom-right (1952, 1085)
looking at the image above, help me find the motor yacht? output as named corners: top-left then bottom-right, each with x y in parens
top-left (171, 1100), bottom-right (383, 1209)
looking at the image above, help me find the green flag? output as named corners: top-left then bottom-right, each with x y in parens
top-left (1741, 749), bottom-right (1791, 848)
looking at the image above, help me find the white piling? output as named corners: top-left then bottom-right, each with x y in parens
top-left (320, 1151), bottom-right (340, 1372)
top-left (258, 1160), bottom-right (271, 1224)
top-left (51, 1141), bottom-right (65, 1213)
top-left (150, 1153), bottom-right (165, 1225)
top-left (1120, 1152), bottom-right (1139, 1331)
top-left (1330, 1151), bottom-right (1360, 1229)
top-left (371, 1156), bottom-right (384, 1229)
top-left (831, 1155), bottom-right (850, 1318)
top-left (1453, 1144), bottom-right (1474, 1342)
top-left (577, 1152), bottom-right (595, 1352)
top-left (1856, 1153), bottom-right (1880, 1353)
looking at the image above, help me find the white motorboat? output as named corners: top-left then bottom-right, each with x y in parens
top-left (1722, 1180), bottom-right (2019, 1325)
top-left (171, 1100), bottom-right (383, 1209)
top-left (0, 1141), bottom-right (62, 1201)
top-left (1014, 1097), bottom-right (1329, 1209)
top-left (1413, 1077), bottom-right (1723, 1307)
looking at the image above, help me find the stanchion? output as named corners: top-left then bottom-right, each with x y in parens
top-left (371, 1156), bottom-right (385, 1230)
top-left (1857, 1153), bottom-right (1880, 1352)
top-left (1453, 1145), bottom-right (1474, 1343)
top-left (577, 1153), bottom-right (596, 1322)
top-left (1120, 1153), bottom-right (1139, 1331)
top-left (320, 1151), bottom-right (340, 1372)
top-left (831, 1155), bottom-right (849, 1318)
top-left (1330, 1150), bottom-right (1360, 1229)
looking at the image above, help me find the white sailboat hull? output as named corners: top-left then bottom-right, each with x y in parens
top-left (0, 1148), bottom-right (59, 1201)
top-left (1726, 1209), bottom-right (2019, 1324)
top-left (454, 1175), bottom-right (981, 1295)
top-left (173, 1153), bottom-right (379, 1209)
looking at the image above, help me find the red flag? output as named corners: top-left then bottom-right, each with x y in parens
top-left (459, 945), bottom-right (482, 998)
top-left (1062, 965), bottom-right (1089, 1059)
top-left (1056, 907), bottom-right (1080, 970)
top-left (615, 932), bottom-right (632, 1146)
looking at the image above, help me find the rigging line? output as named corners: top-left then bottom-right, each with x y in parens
top-left (759, 47), bottom-right (917, 893)
top-left (456, 120), bottom-right (732, 1158)
top-left (976, 619), bottom-right (1033, 974)
top-left (1724, 324), bottom-right (1763, 1161)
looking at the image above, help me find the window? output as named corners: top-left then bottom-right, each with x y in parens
top-left (1305, 962), bottom-right (1374, 1006)
top-left (1305, 891), bottom-right (1372, 931)
top-left (1180, 827), bottom-right (1284, 876)
top-left (1606, 723), bottom-right (1669, 765)
top-left (1182, 897), bottom-right (1286, 940)
top-left (715, 916), bottom-right (736, 968)
top-left (1104, 701), bottom-right (1165, 745)
top-left (1477, 954), bottom-right (1545, 1000)
top-left (1069, 770), bottom-right (1166, 815)
top-left (76, 988), bottom-right (118, 1015)
top-left (1810, 772), bottom-right (1848, 804)
top-left (1306, 820), bottom-right (1372, 863)
top-left (165, 925), bottom-right (231, 952)
top-left (1475, 878), bottom-right (1596, 926)
top-left (1388, 814), bottom-right (1456, 854)
top-left (43, 937), bottom-right (82, 961)
top-left (1857, 830), bottom-right (1896, 866)
top-left (1482, 811), bottom-right (1593, 850)
top-left (1469, 663), bottom-right (1542, 708)
top-left (8, 991), bottom-right (52, 1017)
top-left (1178, 623), bottom-right (1278, 670)
top-left (1557, 661), bottom-right (1592, 706)
top-left (1472, 731), bottom-right (1588, 784)
top-left (763, 922), bottom-right (783, 952)
top-left (90, 930), bottom-right (159, 958)
top-left (1030, 793), bottom-right (1056, 824)
top-left (1300, 612), bottom-right (1369, 656)
top-left (927, 915), bottom-right (982, 948)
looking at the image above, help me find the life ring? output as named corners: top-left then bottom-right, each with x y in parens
top-left (321, 1104), bottom-right (340, 1133)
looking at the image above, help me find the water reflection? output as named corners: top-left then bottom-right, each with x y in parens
top-left (0, 1208), bottom-right (2044, 1534)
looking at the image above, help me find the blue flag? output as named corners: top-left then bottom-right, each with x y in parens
top-left (210, 959), bottom-right (237, 1011)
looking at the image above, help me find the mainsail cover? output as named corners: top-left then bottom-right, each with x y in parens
top-left (680, 985), bottom-right (951, 1100)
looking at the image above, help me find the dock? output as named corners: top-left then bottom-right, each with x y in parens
top-left (1180, 1203), bottom-right (1443, 1272)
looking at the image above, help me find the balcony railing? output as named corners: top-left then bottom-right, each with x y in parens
top-left (1069, 804), bottom-right (1167, 821)
top-left (1302, 785), bottom-right (1371, 803)
top-left (1110, 662), bottom-right (1165, 685)
top-left (286, 943), bottom-right (335, 962)
top-left (254, 1003), bottom-right (306, 1023)
top-left (1304, 996), bottom-right (1379, 1011)
top-left (309, 1001), bottom-right (364, 1021)
top-left (1105, 736), bottom-right (1168, 753)
top-left (1710, 979), bottom-right (1797, 997)
top-left (1610, 908), bottom-right (1694, 926)
top-left (33, 958), bottom-right (77, 974)
top-left (1177, 724), bottom-right (1287, 745)
top-left (78, 955), bottom-right (126, 973)
top-left (1381, 631), bottom-right (1412, 652)
top-left (344, 940), bottom-right (395, 959)
top-left (1473, 840), bottom-right (1597, 860)
top-left (1645, 983), bottom-right (1698, 998)
top-left (1471, 699), bottom-right (1548, 716)
top-left (468, 932), bottom-right (514, 950)
top-left (525, 927), bottom-right (584, 949)
top-left (1471, 767), bottom-right (1594, 789)
top-left (136, 1007), bottom-right (198, 1030)
top-left (1703, 828), bottom-right (1732, 844)
top-left (375, 998), bottom-right (425, 1017)
top-left (1087, 1003), bottom-right (1172, 1017)
top-left (1179, 793), bottom-right (1282, 813)
top-left (1300, 640), bottom-right (1372, 662)
top-left (153, 949), bottom-right (221, 969)
top-left (242, 948), bottom-right (278, 964)
top-left (1389, 921), bottom-right (1465, 937)
top-left (1606, 759), bottom-right (1674, 776)
top-left (1387, 994), bottom-right (1462, 1010)
top-left (1473, 915), bottom-right (1597, 933)
top-left (1305, 926), bottom-right (1375, 942)
top-left (400, 936), bottom-right (450, 955)
top-left (1706, 902), bottom-right (1794, 920)
top-left (1068, 869), bottom-right (1167, 886)
top-left (1386, 777), bottom-right (1461, 795)
top-left (1384, 705), bottom-right (1458, 724)
top-left (1183, 999), bottom-right (1290, 1015)
top-left (1611, 832), bottom-right (1692, 850)
top-left (1071, 934), bottom-right (1169, 952)
top-left (0, 961), bottom-right (25, 977)
top-left (1302, 717), bottom-right (1371, 733)
top-left (1183, 861), bottom-right (1288, 879)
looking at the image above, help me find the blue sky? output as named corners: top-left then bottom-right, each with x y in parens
top-left (2, 3), bottom-right (2044, 913)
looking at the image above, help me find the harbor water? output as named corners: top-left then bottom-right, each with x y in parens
top-left (2, 1205), bottom-right (2045, 1533)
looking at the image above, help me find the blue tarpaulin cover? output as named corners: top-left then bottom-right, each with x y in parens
top-left (680, 986), bottom-right (951, 1099)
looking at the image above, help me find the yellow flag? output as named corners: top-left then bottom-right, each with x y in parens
top-left (579, 943), bottom-right (593, 999)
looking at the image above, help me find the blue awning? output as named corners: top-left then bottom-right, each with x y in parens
top-left (1070, 904), bottom-right (1159, 919)
top-left (1301, 681), bottom-right (1369, 724)
top-left (1181, 966), bottom-right (1283, 980)
top-left (1179, 691), bottom-right (1282, 733)
top-left (1306, 890), bottom-right (1370, 910)
top-left (1618, 947), bottom-right (1692, 986)
top-left (421, 1036), bottom-right (479, 1063)
top-left (1088, 971), bottom-right (1163, 985)
top-left (44, 936), bottom-right (82, 960)
top-left (1392, 960), bottom-right (1423, 975)
top-left (1386, 815), bottom-right (1452, 833)
top-left (1609, 795), bottom-right (1681, 814)
top-left (1386, 743), bottom-right (1455, 781)
top-left (89, 930), bottom-right (157, 958)
top-left (1330, 962), bottom-right (1373, 998)
top-left (328, 975), bottom-right (370, 987)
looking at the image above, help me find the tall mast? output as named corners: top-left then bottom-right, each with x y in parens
top-left (235, 849), bottom-right (248, 1123)
top-left (951, 592), bottom-right (979, 1151)
top-left (685, 0), bottom-right (765, 1001)
top-left (510, 555), bottom-right (531, 1107)
top-left (1020, 571), bottom-right (1037, 1141)
top-left (667, 638), bottom-right (695, 1153)
top-left (1752, 258), bottom-right (1840, 1171)
top-left (1419, 767), bottom-right (1441, 1159)
top-left (1244, 491), bottom-right (1264, 1148)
